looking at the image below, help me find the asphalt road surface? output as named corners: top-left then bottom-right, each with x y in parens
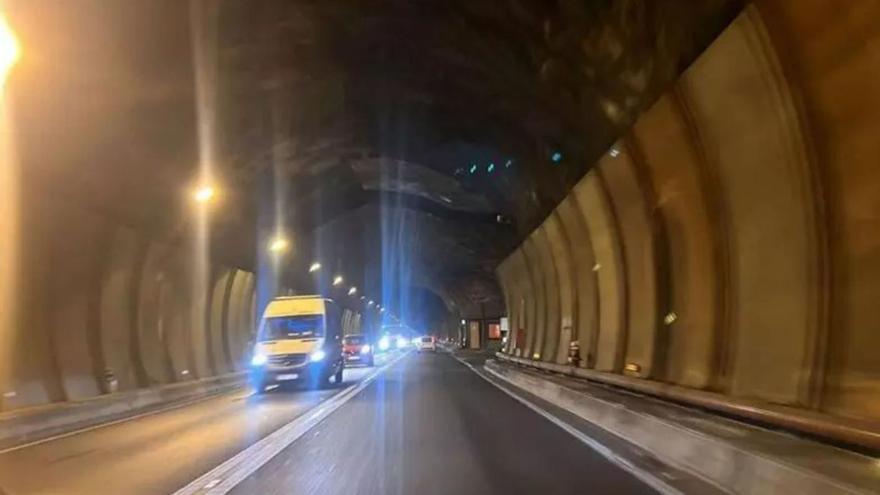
top-left (0, 366), bottom-right (376, 495)
top-left (230, 351), bottom-right (655, 495)
top-left (0, 351), bottom-right (655, 495)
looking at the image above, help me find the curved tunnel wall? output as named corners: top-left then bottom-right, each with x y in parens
top-left (0, 204), bottom-right (257, 411)
top-left (497, 1), bottom-right (880, 425)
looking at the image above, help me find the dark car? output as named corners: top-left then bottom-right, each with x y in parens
top-left (342, 334), bottom-right (374, 366)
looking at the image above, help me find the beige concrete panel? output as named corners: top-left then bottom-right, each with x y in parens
top-left (508, 249), bottom-right (532, 357)
top-left (506, 252), bottom-right (528, 355)
top-left (186, 264), bottom-right (212, 381)
top-left (599, 148), bottom-right (660, 378)
top-left (2, 201), bottom-right (65, 409)
top-left (514, 245), bottom-right (536, 357)
top-left (556, 195), bottom-right (599, 368)
top-left (136, 243), bottom-right (174, 385)
top-left (226, 270), bottom-right (256, 371)
top-left (98, 227), bottom-right (139, 391)
top-left (208, 269), bottom-right (234, 374)
top-left (521, 236), bottom-right (546, 360)
top-left (223, 270), bottom-right (247, 372)
top-left (572, 172), bottom-right (626, 373)
top-left (543, 213), bottom-right (574, 364)
top-left (247, 286), bottom-right (257, 363)
top-left (681, 7), bottom-right (821, 404)
top-left (632, 93), bottom-right (721, 389)
top-left (755, 0), bottom-right (880, 418)
top-left (160, 253), bottom-right (192, 382)
top-left (534, 226), bottom-right (561, 363)
top-left (39, 206), bottom-right (105, 401)
top-left (495, 257), bottom-right (516, 354)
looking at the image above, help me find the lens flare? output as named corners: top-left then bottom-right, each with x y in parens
top-left (192, 184), bottom-right (215, 203)
top-left (0, 15), bottom-right (20, 86)
top-left (268, 237), bottom-right (289, 253)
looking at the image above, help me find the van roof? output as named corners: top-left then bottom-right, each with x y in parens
top-left (264, 296), bottom-right (332, 318)
top-left (273, 294), bottom-right (331, 301)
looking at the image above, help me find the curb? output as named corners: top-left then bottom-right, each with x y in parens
top-left (485, 359), bottom-right (875, 495)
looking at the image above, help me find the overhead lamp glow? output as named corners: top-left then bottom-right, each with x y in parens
top-left (469, 164), bottom-right (477, 174)
top-left (487, 163), bottom-right (495, 173)
top-left (551, 151), bottom-right (563, 163)
top-left (348, 286), bottom-right (357, 296)
top-left (380, 308), bottom-right (386, 313)
top-left (332, 275), bottom-right (344, 286)
top-left (192, 184), bottom-right (215, 203)
top-left (268, 237), bottom-right (290, 254)
top-left (367, 300), bottom-right (375, 306)
top-left (609, 147), bottom-right (620, 158)
top-left (505, 159), bottom-right (513, 168)
top-left (308, 262), bottom-right (322, 273)
top-left (0, 14), bottom-right (20, 85)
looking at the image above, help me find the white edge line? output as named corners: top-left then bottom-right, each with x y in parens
top-left (449, 353), bottom-right (683, 495)
top-left (173, 351), bottom-right (409, 495)
top-left (0, 385), bottom-right (248, 456)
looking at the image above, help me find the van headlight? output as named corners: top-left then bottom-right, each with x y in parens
top-left (309, 350), bottom-right (326, 362)
top-left (360, 345), bottom-right (371, 354)
top-left (251, 353), bottom-right (267, 366)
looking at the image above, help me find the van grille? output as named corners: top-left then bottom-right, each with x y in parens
top-left (267, 353), bottom-right (307, 367)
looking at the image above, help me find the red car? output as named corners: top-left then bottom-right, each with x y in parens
top-left (342, 334), bottom-right (374, 366)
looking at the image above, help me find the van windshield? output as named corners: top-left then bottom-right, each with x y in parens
top-left (261, 315), bottom-right (324, 340)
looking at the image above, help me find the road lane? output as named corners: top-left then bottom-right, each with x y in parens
top-left (0, 365), bottom-right (377, 495)
top-left (230, 351), bottom-right (656, 495)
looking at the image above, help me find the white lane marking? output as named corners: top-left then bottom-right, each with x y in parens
top-left (0, 386), bottom-right (249, 456)
top-left (449, 354), bottom-right (684, 495)
top-left (172, 352), bottom-right (409, 495)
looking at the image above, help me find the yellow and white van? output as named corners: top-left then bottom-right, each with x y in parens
top-left (250, 295), bottom-right (345, 392)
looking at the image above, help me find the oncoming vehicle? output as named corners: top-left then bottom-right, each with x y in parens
top-left (342, 334), bottom-right (374, 367)
top-left (250, 296), bottom-right (345, 392)
top-left (416, 336), bottom-right (436, 352)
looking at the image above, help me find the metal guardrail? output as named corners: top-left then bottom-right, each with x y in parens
top-left (495, 352), bottom-right (880, 453)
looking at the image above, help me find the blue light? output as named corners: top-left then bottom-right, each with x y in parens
top-left (487, 163), bottom-right (495, 173)
top-left (551, 152), bottom-right (563, 163)
top-left (469, 164), bottom-right (477, 174)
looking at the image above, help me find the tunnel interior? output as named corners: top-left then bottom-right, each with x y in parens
top-left (4, 0), bottom-right (880, 449)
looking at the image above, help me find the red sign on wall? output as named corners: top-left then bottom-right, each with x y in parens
top-left (488, 323), bottom-right (501, 339)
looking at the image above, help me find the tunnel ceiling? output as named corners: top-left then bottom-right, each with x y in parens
top-left (207, 0), bottom-right (742, 312)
